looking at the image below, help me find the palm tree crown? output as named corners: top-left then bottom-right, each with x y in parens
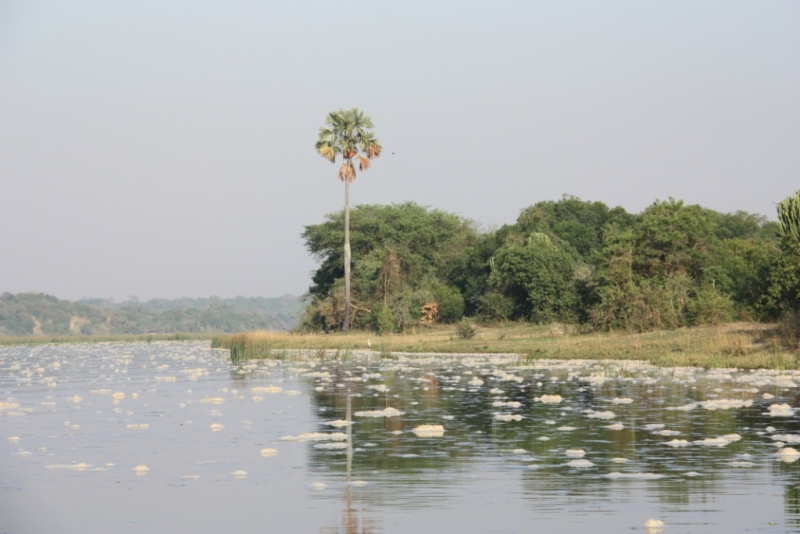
top-left (315, 108), bottom-right (382, 181)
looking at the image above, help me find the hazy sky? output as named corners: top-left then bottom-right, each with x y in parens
top-left (1, 1), bottom-right (798, 301)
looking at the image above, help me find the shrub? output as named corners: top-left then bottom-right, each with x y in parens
top-left (456, 318), bottom-right (477, 339)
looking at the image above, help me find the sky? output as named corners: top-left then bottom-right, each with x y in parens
top-left (1, 0), bottom-right (798, 302)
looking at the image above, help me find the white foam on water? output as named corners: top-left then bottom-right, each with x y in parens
top-left (314, 442), bottom-right (349, 449)
top-left (47, 463), bottom-right (88, 470)
top-left (605, 423), bottom-right (624, 430)
top-left (412, 424), bottom-right (445, 437)
top-left (251, 386), bottom-right (282, 394)
top-left (586, 411), bottom-right (615, 420)
top-left (768, 403), bottom-right (794, 417)
top-left (536, 395), bottom-right (563, 404)
top-left (566, 459), bottom-right (593, 468)
top-left (280, 432), bottom-right (348, 442)
top-left (605, 472), bottom-right (664, 479)
top-left (611, 458), bottom-right (629, 463)
top-left (779, 447), bottom-right (800, 463)
top-left (354, 407), bottom-right (405, 418)
top-left (260, 448), bottom-right (278, 457)
top-left (664, 439), bottom-right (690, 448)
top-left (132, 465), bottom-right (149, 475)
top-left (231, 470), bottom-right (247, 478)
top-left (565, 449), bottom-right (585, 458)
top-left (494, 413), bottom-right (523, 422)
top-left (654, 429), bottom-right (681, 436)
top-left (611, 398), bottom-right (633, 404)
top-left (557, 426), bottom-right (576, 431)
top-left (322, 419), bottom-right (352, 428)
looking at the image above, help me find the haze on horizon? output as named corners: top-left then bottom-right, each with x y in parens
top-left (1, 1), bottom-right (797, 302)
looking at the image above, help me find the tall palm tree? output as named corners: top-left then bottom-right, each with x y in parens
top-left (315, 108), bottom-right (382, 331)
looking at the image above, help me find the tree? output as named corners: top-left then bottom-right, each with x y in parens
top-left (301, 203), bottom-right (476, 331)
top-left (315, 109), bottom-right (382, 331)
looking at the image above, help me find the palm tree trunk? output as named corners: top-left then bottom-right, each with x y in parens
top-left (342, 175), bottom-right (352, 331)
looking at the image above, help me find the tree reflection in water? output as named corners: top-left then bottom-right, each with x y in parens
top-left (321, 387), bottom-right (382, 534)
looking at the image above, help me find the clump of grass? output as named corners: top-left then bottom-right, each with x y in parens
top-left (456, 318), bottom-right (477, 339)
top-left (718, 334), bottom-right (755, 356)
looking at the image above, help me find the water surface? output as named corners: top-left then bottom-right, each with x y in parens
top-left (2, 341), bottom-right (800, 533)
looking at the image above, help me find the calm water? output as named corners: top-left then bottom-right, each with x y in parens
top-left (2, 341), bottom-right (800, 533)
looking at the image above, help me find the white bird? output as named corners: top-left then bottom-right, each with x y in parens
top-left (367, 339), bottom-right (371, 349)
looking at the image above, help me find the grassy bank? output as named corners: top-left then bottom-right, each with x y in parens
top-left (211, 322), bottom-right (798, 370)
top-left (0, 332), bottom-right (213, 346)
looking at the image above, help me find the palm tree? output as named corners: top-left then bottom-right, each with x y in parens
top-left (778, 190), bottom-right (800, 244)
top-left (315, 108), bottom-right (382, 331)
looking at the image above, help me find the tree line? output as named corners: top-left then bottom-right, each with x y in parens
top-left (300, 193), bottom-right (800, 334)
top-left (0, 293), bottom-right (304, 336)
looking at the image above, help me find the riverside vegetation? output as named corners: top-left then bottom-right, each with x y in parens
top-left (217, 191), bottom-right (800, 369)
top-left (7, 191), bottom-right (800, 369)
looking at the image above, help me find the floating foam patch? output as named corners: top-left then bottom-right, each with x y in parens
top-left (251, 386), bottom-right (282, 394)
top-left (605, 472), bottom-right (664, 480)
top-left (493, 413), bottom-right (523, 422)
top-left (314, 442), bottom-right (348, 449)
top-left (769, 404), bottom-right (794, 417)
top-left (279, 432), bottom-right (348, 442)
top-left (779, 447), bottom-right (800, 463)
top-left (412, 424), bottom-right (445, 437)
top-left (566, 459), bottom-right (593, 468)
top-left (354, 407), bottom-right (404, 418)
top-left (586, 411), bottom-right (615, 420)
top-left (664, 439), bottom-right (690, 448)
top-left (536, 395), bottom-right (563, 404)
top-left (132, 465), bottom-right (149, 475)
top-left (47, 463), bottom-right (88, 470)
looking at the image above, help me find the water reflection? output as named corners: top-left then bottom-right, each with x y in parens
top-left (300, 352), bottom-right (800, 529)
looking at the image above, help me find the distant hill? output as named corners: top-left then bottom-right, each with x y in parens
top-left (0, 293), bottom-right (304, 336)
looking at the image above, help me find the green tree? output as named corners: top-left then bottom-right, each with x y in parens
top-left (315, 108), bottom-right (382, 331)
top-left (301, 203), bottom-right (476, 331)
top-left (488, 234), bottom-right (578, 322)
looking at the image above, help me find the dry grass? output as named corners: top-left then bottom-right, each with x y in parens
top-left (212, 322), bottom-right (797, 369)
